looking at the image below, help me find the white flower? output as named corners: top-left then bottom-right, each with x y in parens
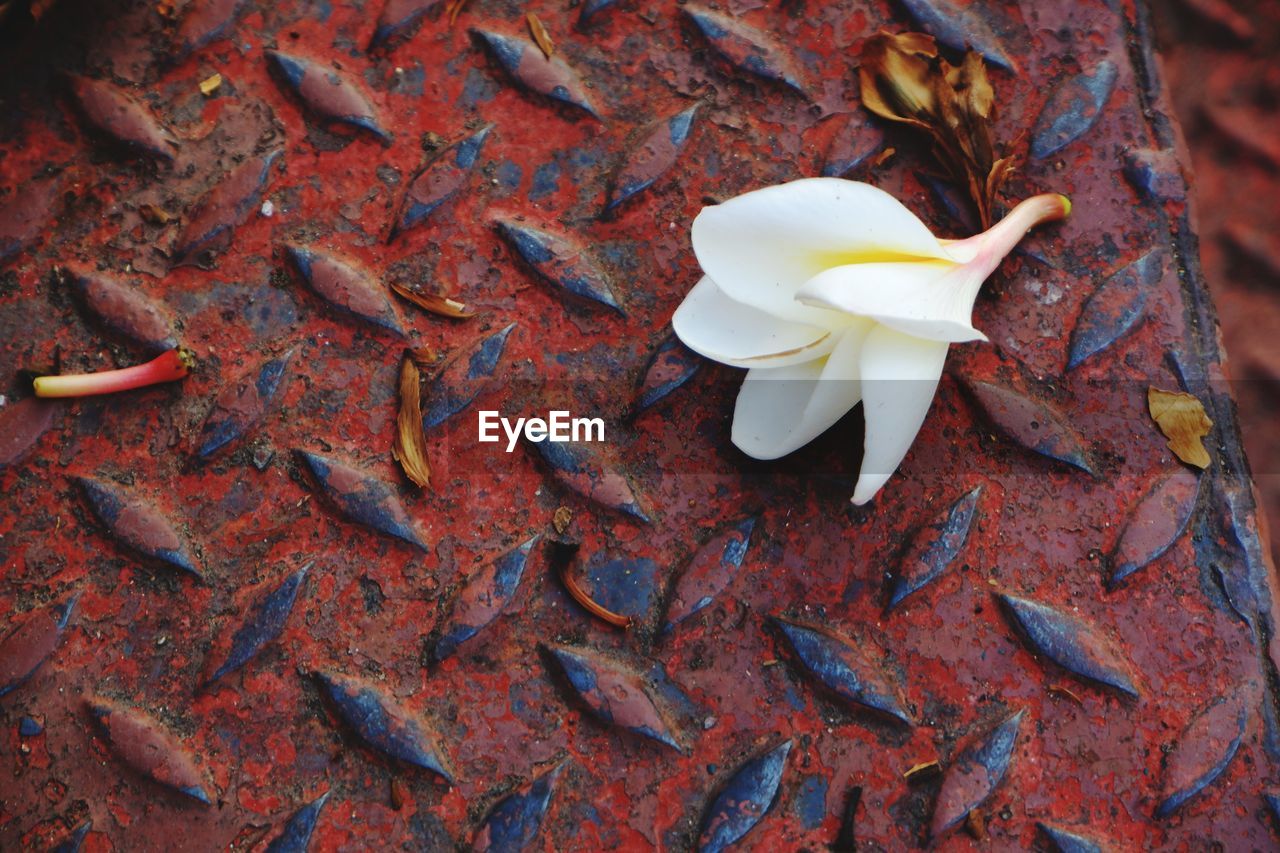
top-left (672, 177), bottom-right (1069, 504)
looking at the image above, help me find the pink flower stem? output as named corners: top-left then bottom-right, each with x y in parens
top-left (944, 193), bottom-right (1072, 265)
top-left (34, 347), bottom-right (196, 398)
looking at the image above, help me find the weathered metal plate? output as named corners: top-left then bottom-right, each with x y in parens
top-left (1, 0), bottom-right (1277, 850)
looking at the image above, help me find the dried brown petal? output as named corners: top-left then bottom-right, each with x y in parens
top-left (859, 31), bottom-right (937, 129)
top-left (527, 12), bottom-right (555, 59)
top-left (939, 53), bottom-right (995, 176)
top-left (858, 29), bottom-right (1012, 229)
top-left (393, 352), bottom-right (431, 488)
top-left (954, 51), bottom-right (994, 120)
top-left (1148, 387), bottom-right (1213, 469)
top-left (390, 281), bottom-right (475, 319)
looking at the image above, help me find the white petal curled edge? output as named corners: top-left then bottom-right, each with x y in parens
top-left (672, 276), bottom-right (838, 369)
top-left (692, 179), bottom-right (951, 327)
top-left (795, 261), bottom-right (988, 343)
top-left (851, 325), bottom-right (951, 505)
top-left (731, 321), bottom-right (872, 460)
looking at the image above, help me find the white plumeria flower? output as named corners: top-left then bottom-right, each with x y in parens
top-left (672, 177), bottom-right (1070, 504)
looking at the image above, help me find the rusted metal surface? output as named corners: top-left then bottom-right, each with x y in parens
top-left (1, 0), bottom-right (1278, 850)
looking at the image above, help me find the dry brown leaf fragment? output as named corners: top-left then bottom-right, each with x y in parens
top-left (858, 30), bottom-right (1012, 230)
top-left (392, 352), bottom-right (431, 488)
top-left (391, 281), bottom-right (475, 319)
top-left (139, 203), bottom-right (173, 225)
top-left (1148, 387), bottom-right (1213, 468)
top-left (527, 12), bottom-right (555, 59)
top-left (445, 0), bottom-right (470, 26)
top-left (552, 505), bottom-right (573, 534)
top-left (199, 73), bottom-right (223, 96)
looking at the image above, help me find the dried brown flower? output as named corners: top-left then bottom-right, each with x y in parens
top-left (859, 30), bottom-right (1016, 230)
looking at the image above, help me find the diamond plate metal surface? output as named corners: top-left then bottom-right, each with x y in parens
top-left (2, 0), bottom-right (1278, 849)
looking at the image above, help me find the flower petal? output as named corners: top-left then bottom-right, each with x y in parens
top-left (852, 325), bottom-right (950, 504)
top-left (673, 276), bottom-right (837, 368)
top-left (731, 322), bottom-right (872, 459)
top-left (795, 261), bottom-right (988, 343)
top-left (692, 178), bottom-right (950, 325)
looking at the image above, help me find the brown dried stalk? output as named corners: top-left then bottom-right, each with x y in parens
top-left (859, 30), bottom-right (1016, 230)
top-left (392, 352), bottom-right (431, 488)
top-left (560, 565), bottom-right (631, 629)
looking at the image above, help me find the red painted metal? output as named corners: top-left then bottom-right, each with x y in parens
top-left (1, 0), bottom-right (1278, 850)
